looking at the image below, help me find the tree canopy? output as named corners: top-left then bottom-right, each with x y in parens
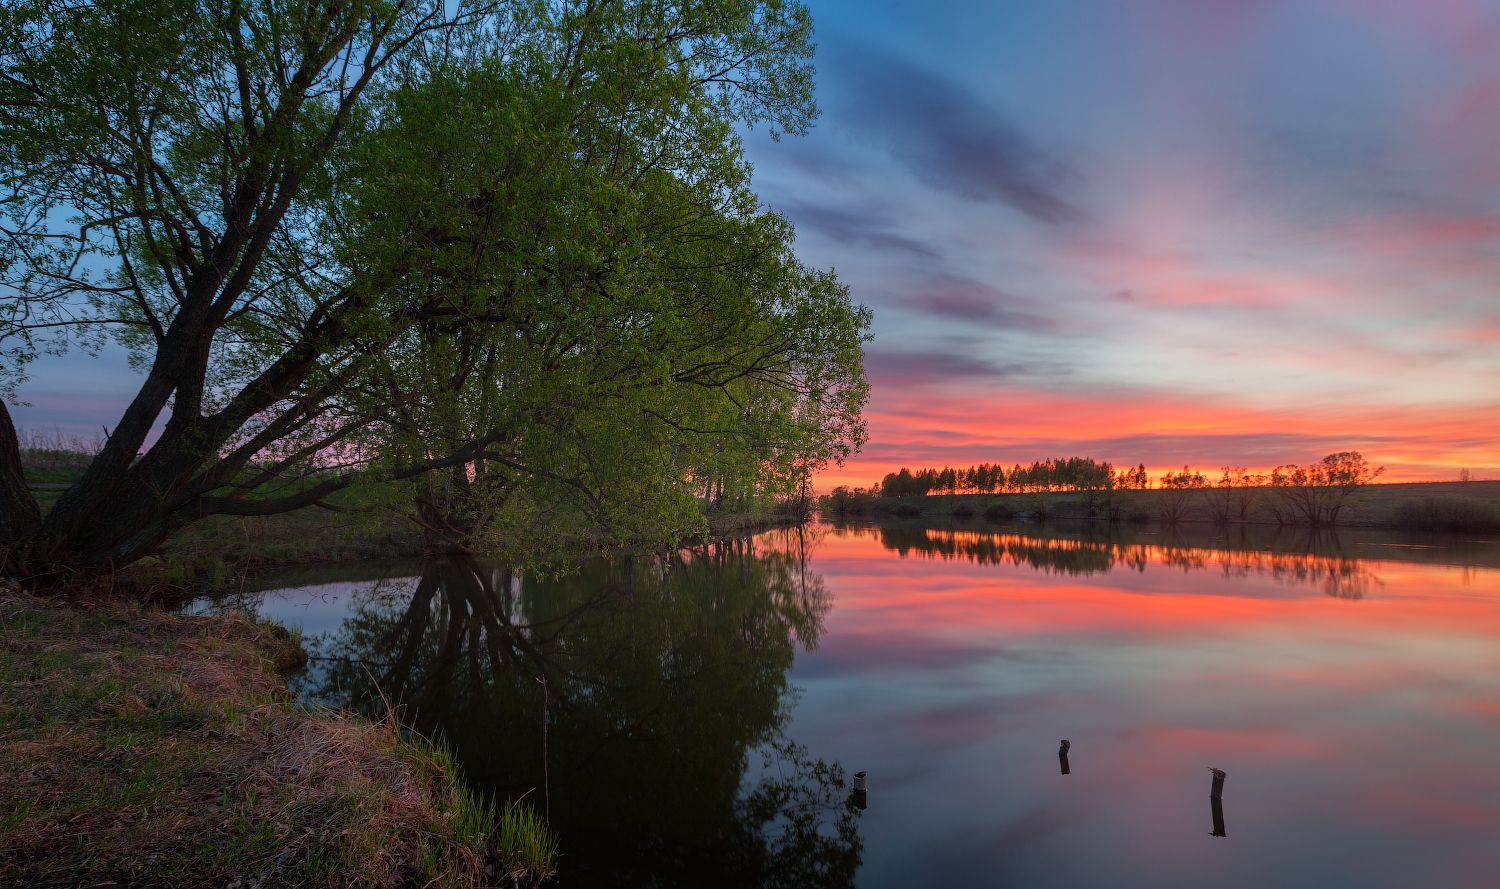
top-left (876, 457), bottom-right (1133, 498)
top-left (0, 0), bottom-right (870, 581)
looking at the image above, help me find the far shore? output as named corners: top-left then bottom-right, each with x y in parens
top-left (825, 480), bottom-right (1500, 531)
top-left (133, 503), bottom-right (805, 598)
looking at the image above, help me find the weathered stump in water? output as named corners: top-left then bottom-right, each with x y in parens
top-left (850, 771), bottom-right (868, 811)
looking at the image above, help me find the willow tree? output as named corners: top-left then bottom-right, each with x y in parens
top-left (343, 49), bottom-right (868, 557)
top-left (0, 0), bottom-right (868, 585)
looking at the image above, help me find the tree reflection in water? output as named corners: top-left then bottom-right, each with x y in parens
top-left (297, 532), bottom-right (861, 888)
top-left (861, 521), bottom-right (1384, 598)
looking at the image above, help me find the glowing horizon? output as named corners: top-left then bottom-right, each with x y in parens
top-left (748, 0), bottom-right (1500, 492)
top-left (815, 385), bottom-right (1498, 490)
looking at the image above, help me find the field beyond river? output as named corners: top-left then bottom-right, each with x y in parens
top-left (838, 480), bottom-right (1500, 529)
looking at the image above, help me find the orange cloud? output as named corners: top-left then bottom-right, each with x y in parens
top-left (819, 383), bottom-right (1500, 490)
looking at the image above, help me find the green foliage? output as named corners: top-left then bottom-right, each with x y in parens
top-left (497, 801), bottom-right (560, 885)
top-left (0, 0), bottom-right (868, 576)
top-left (338, 30), bottom-right (869, 559)
top-left (820, 485), bottom-right (881, 515)
top-left (396, 729), bottom-right (561, 886)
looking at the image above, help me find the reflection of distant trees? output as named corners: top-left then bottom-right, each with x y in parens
top-left (1163, 527), bottom-right (1380, 599)
top-left (878, 525), bottom-right (1117, 576)
top-left (868, 523), bottom-right (1382, 599)
top-left (299, 542), bottom-right (861, 888)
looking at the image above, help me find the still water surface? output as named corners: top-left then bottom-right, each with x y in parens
top-left (221, 520), bottom-right (1500, 888)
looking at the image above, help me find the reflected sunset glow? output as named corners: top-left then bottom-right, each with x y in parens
top-left (778, 521), bottom-right (1500, 887)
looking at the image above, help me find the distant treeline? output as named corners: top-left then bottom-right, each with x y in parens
top-left (817, 452), bottom-right (1465, 529)
top-left (874, 457), bottom-right (1148, 498)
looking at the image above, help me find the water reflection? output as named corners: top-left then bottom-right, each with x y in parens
top-left (230, 520), bottom-right (1500, 888)
top-left (795, 521), bottom-right (1500, 888)
top-left (855, 521), bottom-right (1408, 598)
top-left (295, 536), bottom-right (862, 888)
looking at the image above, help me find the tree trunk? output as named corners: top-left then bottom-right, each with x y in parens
top-left (0, 402), bottom-right (41, 570)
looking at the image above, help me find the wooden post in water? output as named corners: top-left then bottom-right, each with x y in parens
top-left (1208, 767), bottom-right (1227, 837)
top-left (850, 771), bottom-right (868, 811)
top-left (1059, 739), bottom-right (1071, 775)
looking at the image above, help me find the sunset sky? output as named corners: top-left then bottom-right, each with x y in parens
top-left (743, 0), bottom-right (1500, 488)
top-left (14, 0), bottom-right (1500, 486)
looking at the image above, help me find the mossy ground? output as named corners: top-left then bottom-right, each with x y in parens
top-left (0, 585), bottom-right (520, 887)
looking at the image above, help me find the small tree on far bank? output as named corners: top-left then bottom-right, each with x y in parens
top-left (1207, 467), bottom-right (1266, 524)
top-left (1268, 451), bottom-right (1383, 526)
top-left (1117, 464), bottom-right (1150, 490)
top-left (1158, 467), bottom-right (1208, 524)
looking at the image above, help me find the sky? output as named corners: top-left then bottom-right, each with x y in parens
top-left (12, 0), bottom-right (1500, 486)
top-left (739, 0), bottom-right (1500, 488)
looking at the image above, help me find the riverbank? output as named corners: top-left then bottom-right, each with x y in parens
top-left (134, 500), bottom-right (799, 595)
top-left (0, 584), bottom-right (552, 887)
top-left (835, 480), bottom-right (1500, 530)
top-left (146, 510), bottom-right (806, 604)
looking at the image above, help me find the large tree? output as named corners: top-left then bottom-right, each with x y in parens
top-left (0, 0), bottom-right (868, 584)
top-left (1267, 451), bottom-right (1383, 526)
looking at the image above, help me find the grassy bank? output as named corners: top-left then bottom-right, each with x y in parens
top-left (148, 506), bottom-right (800, 593)
top-left (0, 586), bottom-right (554, 887)
top-left (22, 465), bottom-right (429, 588)
top-left (836, 480), bottom-right (1500, 530)
top-left (22, 467), bottom-right (796, 593)
top-left (702, 508), bottom-right (806, 538)
top-left (158, 501), bottom-right (427, 586)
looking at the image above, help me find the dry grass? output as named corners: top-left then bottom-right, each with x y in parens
top-left (1389, 494), bottom-right (1500, 531)
top-left (0, 584), bottom-right (526, 888)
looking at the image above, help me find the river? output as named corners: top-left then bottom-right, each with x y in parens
top-left (210, 519), bottom-right (1500, 888)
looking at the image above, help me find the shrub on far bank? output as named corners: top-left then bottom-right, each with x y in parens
top-left (983, 502), bottom-right (1017, 521)
top-left (1018, 494), bottom-right (1053, 520)
top-left (1390, 496), bottom-right (1500, 532)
